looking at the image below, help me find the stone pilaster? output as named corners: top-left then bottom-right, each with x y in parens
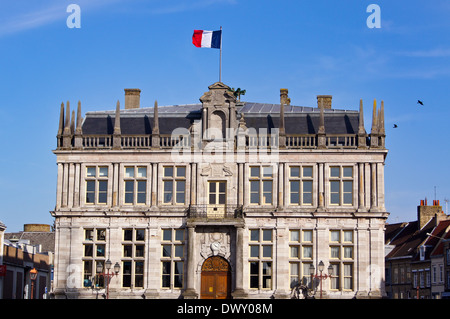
top-left (183, 226), bottom-right (198, 299)
top-left (232, 225), bottom-right (247, 298)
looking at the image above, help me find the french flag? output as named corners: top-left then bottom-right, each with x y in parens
top-left (192, 30), bottom-right (222, 49)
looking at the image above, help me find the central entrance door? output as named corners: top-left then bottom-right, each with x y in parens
top-left (200, 256), bottom-right (231, 299)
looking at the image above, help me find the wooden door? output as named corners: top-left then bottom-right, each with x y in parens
top-left (200, 256), bottom-right (231, 299)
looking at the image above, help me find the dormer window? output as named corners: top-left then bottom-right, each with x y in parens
top-left (419, 245), bottom-right (426, 261)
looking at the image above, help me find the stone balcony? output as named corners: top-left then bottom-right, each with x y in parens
top-left (186, 205), bottom-right (245, 227)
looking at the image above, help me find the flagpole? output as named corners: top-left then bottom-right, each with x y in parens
top-left (219, 26), bottom-right (222, 83)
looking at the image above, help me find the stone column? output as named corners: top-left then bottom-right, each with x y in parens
top-left (74, 163), bottom-right (80, 208)
top-left (370, 163), bottom-right (377, 211)
top-left (364, 163), bottom-right (370, 211)
top-left (56, 163), bottom-right (63, 209)
top-left (190, 163), bottom-right (197, 205)
top-left (356, 219), bottom-right (369, 297)
top-left (144, 224), bottom-right (160, 298)
top-left (107, 225), bottom-right (121, 297)
top-left (368, 221), bottom-right (384, 298)
top-left (314, 221), bottom-right (329, 297)
top-left (377, 163), bottom-right (385, 211)
top-left (67, 163), bottom-right (74, 208)
top-left (112, 163), bottom-right (119, 207)
top-left (317, 163), bottom-right (324, 210)
top-left (62, 163), bottom-right (68, 207)
top-left (273, 226), bottom-right (289, 298)
top-left (232, 225), bottom-right (247, 298)
top-left (151, 163), bottom-right (158, 208)
top-left (358, 163), bottom-right (366, 211)
top-left (183, 226), bottom-right (198, 299)
top-left (278, 163), bottom-right (284, 209)
top-left (238, 163), bottom-right (244, 206)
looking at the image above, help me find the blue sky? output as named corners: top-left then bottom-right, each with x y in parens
top-left (1, 0), bottom-right (450, 232)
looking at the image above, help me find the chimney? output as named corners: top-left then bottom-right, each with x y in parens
top-left (280, 88), bottom-right (290, 105)
top-left (124, 88), bottom-right (141, 109)
top-left (317, 95), bottom-right (332, 109)
top-left (417, 198), bottom-right (443, 229)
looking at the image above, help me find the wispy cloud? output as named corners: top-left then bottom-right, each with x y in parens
top-left (0, 0), bottom-right (123, 37)
top-left (0, 0), bottom-right (236, 37)
top-left (0, 3), bottom-right (66, 37)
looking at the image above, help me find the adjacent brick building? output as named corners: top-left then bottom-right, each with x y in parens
top-left (385, 200), bottom-right (450, 299)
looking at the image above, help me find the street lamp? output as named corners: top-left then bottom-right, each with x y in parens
top-left (96, 259), bottom-right (120, 299)
top-left (310, 261), bottom-right (333, 299)
top-left (29, 268), bottom-right (38, 299)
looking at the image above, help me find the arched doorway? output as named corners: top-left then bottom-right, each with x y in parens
top-left (200, 256), bottom-right (231, 299)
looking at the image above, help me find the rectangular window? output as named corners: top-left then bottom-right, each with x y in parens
top-left (289, 229), bottom-right (313, 289)
top-left (208, 181), bottom-right (227, 217)
top-left (250, 261), bottom-right (259, 289)
top-left (163, 166), bottom-right (186, 205)
top-left (329, 230), bottom-right (354, 291)
top-left (82, 228), bottom-right (106, 288)
top-left (249, 229), bottom-right (273, 289)
top-left (85, 166), bottom-right (109, 205)
top-left (262, 262), bottom-right (272, 289)
top-left (344, 264), bottom-right (353, 290)
top-left (329, 166), bottom-right (353, 205)
top-left (249, 166), bottom-right (273, 205)
top-left (122, 228), bottom-right (146, 288)
top-left (124, 166), bottom-right (147, 205)
top-left (330, 264), bottom-right (340, 290)
top-left (289, 166), bottom-right (313, 205)
top-left (161, 228), bottom-right (185, 289)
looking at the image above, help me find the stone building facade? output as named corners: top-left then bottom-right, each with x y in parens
top-left (51, 82), bottom-right (388, 299)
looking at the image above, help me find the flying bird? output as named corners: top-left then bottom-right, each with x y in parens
top-left (393, 124), bottom-right (398, 128)
top-left (417, 100), bottom-right (424, 106)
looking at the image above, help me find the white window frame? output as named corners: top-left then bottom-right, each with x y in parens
top-left (85, 166), bottom-right (109, 205)
top-left (123, 166), bottom-right (148, 205)
top-left (82, 228), bottom-right (107, 288)
top-left (161, 228), bottom-right (185, 289)
top-left (249, 228), bottom-right (273, 290)
top-left (289, 229), bottom-right (313, 289)
top-left (122, 228), bottom-right (146, 288)
top-left (328, 165), bottom-right (354, 206)
top-left (249, 166), bottom-right (274, 206)
top-left (329, 229), bottom-right (354, 291)
top-left (288, 166), bottom-right (314, 206)
top-left (162, 166), bottom-right (187, 205)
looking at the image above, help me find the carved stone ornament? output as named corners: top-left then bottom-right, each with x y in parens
top-left (210, 241), bottom-right (221, 255)
top-left (201, 256), bottom-right (230, 272)
top-left (200, 229), bottom-right (230, 260)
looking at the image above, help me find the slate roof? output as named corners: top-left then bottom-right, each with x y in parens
top-left (385, 218), bottom-right (450, 261)
top-left (429, 220), bottom-right (450, 257)
top-left (82, 102), bottom-right (361, 136)
top-left (4, 231), bottom-right (55, 253)
top-left (385, 220), bottom-right (435, 260)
